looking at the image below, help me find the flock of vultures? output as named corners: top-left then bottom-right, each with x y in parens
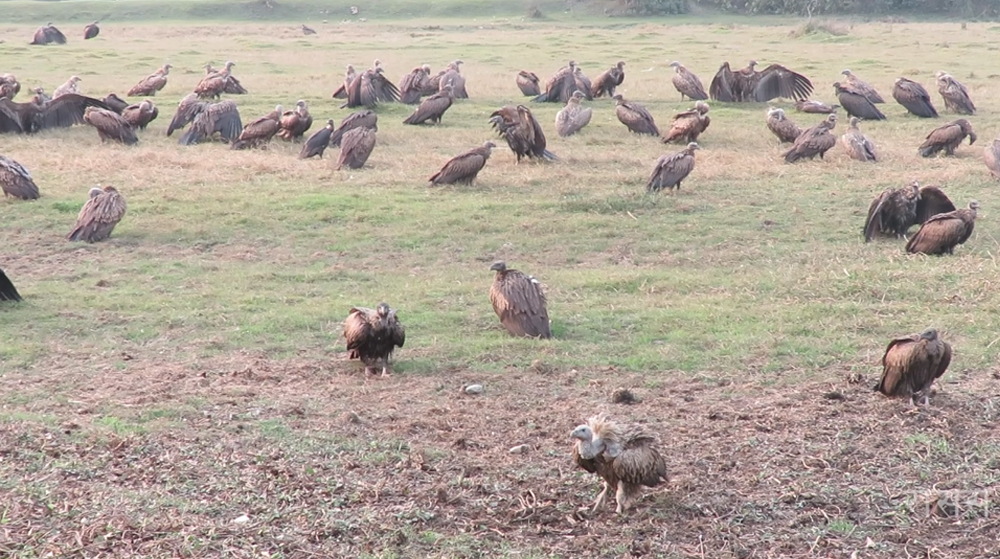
top-left (0, 22), bottom-right (981, 516)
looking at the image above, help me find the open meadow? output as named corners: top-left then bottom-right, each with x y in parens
top-left (1, 7), bottom-right (1000, 558)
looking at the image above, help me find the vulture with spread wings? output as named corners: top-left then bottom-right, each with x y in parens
top-left (0, 93), bottom-right (110, 134)
top-left (68, 185), bottom-right (127, 243)
top-left (489, 261), bottom-right (551, 339)
top-left (177, 100), bottom-right (242, 145)
top-left (31, 23), bottom-right (67, 45)
top-left (710, 60), bottom-right (813, 102)
top-left (863, 182), bottom-right (955, 242)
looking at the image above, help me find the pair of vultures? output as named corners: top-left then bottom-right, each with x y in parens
top-left (299, 109), bottom-right (378, 170)
top-left (522, 60), bottom-right (625, 102)
top-left (30, 22), bottom-right (99, 43)
top-left (864, 181), bottom-right (979, 255)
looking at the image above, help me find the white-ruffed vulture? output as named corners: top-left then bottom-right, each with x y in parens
top-left (53, 76), bottom-right (81, 99)
top-left (668, 61), bottom-right (707, 101)
top-left (533, 61), bottom-right (577, 103)
top-left (128, 64), bottom-right (171, 97)
top-left (613, 94), bottom-right (659, 136)
top-left (906, 201), bottom-right (978, 255)
top-left (935, 72), bottom-right (974, 115)
top-left (984, 137), bottom-right (1000, 179)
top-left (30, 23), bottom-right (67, 45)
top-left (336, 127), bottom-right (376, 170)
top-left (516, 71), bottom-right (540, 96)
top-left (231, 105), bottom-right (281, 150)
top-left (648, 142), bottom-right (699, 192)
top-left (661, 101), bottom-right (710, 144)
top-left (795, 99), bottom-right (838, 114)
top-left (555, 90), bottom-right (591, 138)
top-left (710, 60), bottom-right (813, 102)
top-left (332, 64), bottom-right (357, 99)
top-left (301, 24), bottom-right (316, 35)
top-left (0, 155), bottom-right (39, 200)
top-left (591, 61), bottom-right (625, 98)
top-left (874, 329), bottom-right (951, 406)
top-left (84, 21), bottom-right (100, 40)
top-left (833, 82), bottom-right (886, 121)
top-left (0, 269), bottom-right (21, 301)
top-left (841, 117), bottom-right (877, 162)
top-left (299, 119), bottom-right (334, 159)
top-left (428, 141), bottom-right (495, 185)
top-left (489, 261), bottom-right (551, 339)
top-left (919, 119), bottom-right (976, 158)
top-left (841, 70), bottom-right (884, 103)
top-left (570, 414), bottom-right (668, 515)
top-left (103, 93), bottom-right (129, 114)
top-left (490, 105), bottom-right (555, 162)
top-left (893, 78), bottom-right (938, 118)
top-left (403, 84), bottom-right (454, 125)
top-left (342, 61), bottom-right (399, 109)
top-left (0, 93), bottom-right (110, 134)
top-left (863, 182), bottom-right (955, 242)
top-left (205, 63), bottom-right (248, 95)
top-left (277, 100), bottom-right (313, 141)
top-left (121, 100), bottom-right (158, 130)
top-left (166, 93), bottom-right (203, 136)
top-left (435, 60), bottom-right (467, 99)
top-left (330, 110), bottom-right (377, 147)
top-left (783, 114), bottom-right (837, 163)
top-left (766, 107), bottom-right (801, 144)
top-left (178, 100), bottom-right (242, 145)
top-left (84, 107), bottom-right (138, 145)
top-left (399, 65), bottom-right (430, 104)
top-left (343, 303), bottom-right (405, 376)
top-left (67, 185), bottom-right (127, 243)
top-left (195, 62), bottom-right (236, 99)
top-left (0, 75), bottom-right (19, 100)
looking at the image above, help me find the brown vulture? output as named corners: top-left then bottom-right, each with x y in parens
top-left (863, 182), bottom-right (955, 242)
top-left (795, 99), bottom-right (839, 114)
top-left (0, 93), bottom-right (110, 134)
top-left (428, 141), bottom-right (495, 185)
top-left (277, 100), bottom-right (313, 141)
top-left (195, 62), bottom-right (236, 99)
top-left (668, 61), bottom-right (707, 101)
top-left (417, 64), bottom-right (437, 95)
top-left (435, 60), bottom-right (467, 99)
top-left (893, 78), bottom-right (938, 118)
top-left (906, 201), bottom-right (978, 255)
top-left (984, 137), bottom-right (1000, 179)
top-left (121, 100), bottom-right (158, 130)
top-left (661, 101), bottom-right (710, 144)
top-left (342, 66), bottom-right (400, 109)
top-left (489, 261), bottom-right (551, 338)
top-left (84, 21), bottom-right (100, 40)
top-left (570, 414), bottom-right (667, 515)
top-left (613, 94), bottom-right (659, 137)
top-left (205, 63), bottom-right (248, 95)
top-left (710, 60), bottom-right (813, 102)
top-left (766, 107), bottom-right (802, 144)
top-left (301, 24), bottom-right (316, 35)
top-left (403, 84), bottom-right (454, 125)
top-left (489, 105), bottom-right (556, 162)
top-left (935, 72), bottom-right (975, 115)
top-left (336, 127), bottom-right (376, 170)
top-left (833, 82), bottom-right (886, 121)
top-left (0, 75), bottom-right (19, 100)
top-left (53, 76), bottom-right (81, 99)
top-left (516, 71), bottom-right (541, 96)
top-left (399, 66), bottom-right (430, 104)
top-left (178, 100), bottom-right (242, 145)
top-left (332, 64), bottom-right (357, 99)
top-left (841, 70), bottom-right (884, 103)
top-left (841, 117), bottom-right (877, 162)
top-left (0, 155), bottom-right (39, 200)
top-left (166, 93), bottom-right (203, 136)
top-left (343, 303), bottom-right (405, 376)
top-left (31, 87), bottom-right (51, 105)
top-left (299, 119), bottom-right (335, 159)
top-left (591, 61), bottom-right (625, 98)
top-left (0, 269), bottom-right (21, 302)
top-left (68, 185), bottom-right (127, 243)
top-left (573, 67), bottom-right (593, 101)
top-left (874, 329), bottom-right (952, 406)
top-left (555, 90), bottom-right (592, 138)
top-left (330, 110), bottom-right (377, 147)
top-left (84, 107), bottom-right (138, 145)
top-left (230, 105), bottom-right (281, 150)
top-left (783, 114), bottom-right (837, 163)
top-left (919, 119), bottom-right (976, 158)
top-left (102, 93), bottom-right (129, 114)
top-left (30, 23), bottom-right (67, 45)
top-left (127, 64), bottom-right (171, 97)
top-left (533, 61), bottom-right (577, 103)
top-left (648, 142), bottom-right (699, 192)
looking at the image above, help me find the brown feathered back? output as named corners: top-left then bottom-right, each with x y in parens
top-left (613, 94), bottom-right (659, 136)
top-left (68, 185), bottom-right (127, 243)
top-left (84, 107), bottom-right (138, 145)
top-left (906, 201), bottom-right (978, 255)
top-left (0, 155), bottom-right (40, 200)
top-left (766, 107), bottom-right (801, 143)
top-left (661, 101), bottom-right (710, 144)
top-left (336, 127), bottom-right (376, 170)
top-left (343, 303), bottom-right (406, 375)
top-left (488, 261), bottom-right (551, 339)
top-left (875, 329), bottom-right (952, 405)
top-left (429, 142), bottom-right (494, 185)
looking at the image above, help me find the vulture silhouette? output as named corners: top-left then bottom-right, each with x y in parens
top-left (277, 100), bottom-right (313, 141)
top-left (935, 72), bottom-right (975, 115)
top-left (128, 64), bottom-right (171, 97)
top-left (710, 60), bottom-right (813, 102)
top-left (795, 99), bottom-right (838, 114)
top-left (669, 61), bottom-right (707, 101)
top-left (783, 114), bottom-right (837, 163)
top-left (300, 119), bottom-right (335, 159)
top-left (841, 117), bottom-right (877, 162)
top-left (554, 90), bottom-right (592, 138)
top-left (330, 110), bottom-right (377, 147)
top-left (516, 71), bottom-right (541, 96)
top-left (613, 94), bottom-right (659, 136)
top-left (648, 142), bottom-right (699, 192)
top-left (591, 61), bottom-right (625, 98)
top-left (336, 127), bottom-right (376, 170)
top-left (893, 78), bottom-right (938, 118)
top-left (490, 105), bottom-right (556, 162)
top-left (84, 107), bottom-right (138, 145)
top-left (833, 82), bottom-right (886, 121)
top-left (841, 70), bottom-right (884, 103)
top-left (661, 101), bottom-right (710, 144)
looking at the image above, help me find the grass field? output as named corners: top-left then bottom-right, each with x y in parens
top-left (1, 9), bottom-right (1000, 558)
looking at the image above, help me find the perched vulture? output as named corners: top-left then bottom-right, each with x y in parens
top-left (668, 61), bottom-right (707, 101)
top-left (613, 94), bottom-right (659, 137)
top-left (67, 185), bottom-right (127, 243)
top-left (336, 127), bottom-right (376, 170)
top-left (893, 78), bottom-right (938, 118)
top-left (277, 99), bottom-right (313, 141)
top-left (591, 61), bottom-right (625, 98)
top-left (661, 101), bottom-right (710, 144)
top-left (30, 23), bottom-right (67, 45)
top-left (795, 99), bottom-right (839, 114)
top-left (984, 137), bottom-right (1000, 179)
top-left (783, 114), bottom-right (837, 163)
top-left (833, 82), bottom-right (886, 121)
top-left (84, 107), bottom-right (138, 145)
top-left (906, 201), bottom-right (978, 255)
top-left (863, 182), bottom-right (955, 242)
top-left (0, 155), bottom-right (40, 200)
top-left (230, 105), bottom-right (281, 150)
top-left (166, 93), bottom-right (203, 136)
top-left (332, 64), bottom-right (357, 99)
top-left (710, 60), bottom-right (813, 102)
top-left (343, 303), bottom-right (405, 376)
top-left (935, 72), bottom-right (974, 115)
top-left (127, 64), bottom-right (171, 97)
top-left (0, 94), bottom-right (110, 134)
top-left (874, 330), bottom-right (952, 406)
top-left (121, 100), bottom-right (158, 130)
top-left (570, 414), bottom-right (668, 515)
top-left (919, 119), bottom-right (976, 158)
top-left (428, 141), bottom-right (495, 185)
top-left (555, 90), bottom-right (592, 138)
top-left (647, 142), bottom-right (699, 192)
top-left (516, 71), bottom-right (541, 96)
top-left (0, 75), bottom-right (19, 100)
top-left (0, 269), bottom-right (21, 302)
top-left (205, 63), bottom-right (248, 95)
top-left (330, 109), bottom-right (377, 147)
top-left (53, 76), bottom-right (81, 99)
top-left (490, 105), bottom-right (555, 162)
top-left (403, 84), bottom-right (454, 125)
top-left (436, 60), bottom-right (467, 99)
top-left (194, 62), bottom-right (236, 99)
top-left (533, 61), bottom-right (577, 103)
top-left (342, 66), bottom-right (400, 109)
top-left (84, 21), bottom-right (100, 40)
top-left (841, 70), bottom-right (884, 103)
top-left (841, 117), bottom-right (877, 162)
top-left (301, 24), bottom-right (316, 35)
top-left (178, 100), bottom-right (242, 145)
top-left (299, 119), bottom-right (335, 159)
top-left (399, 66), bottom-right (431, 104)
top-left (102, 93), bottom-right (129, 114)
top-left (489, 261), bottom-right (551, 338)
top-left (766, 107), bottom-right (802, 144)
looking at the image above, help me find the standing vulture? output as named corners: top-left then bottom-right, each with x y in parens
top-left (428, 141), bottom-right (495, 185)
top-left (668, 61), bottom-right (707, 101)
top-left (330, 110), bottom-right (377, 147)
top-left (766, 107), bottom-right (802, 144)
top-left (195, 62), bottom-right (236, 99)
top-left (301, 24), bottom-right (316, 35)
top-left (841, 70), bottom-right (884, 103)
top-left (893, 78), bottom-right (938, 118)
top-left (121, 100), bottom-right (158, 130)
top-left (0, 94), bottom-right (110, 134)
top-left (919, 119), bottom-right (976, 158)
top-left (205, 63), bottom-right (248, 95)
top-left (863, 181), bottom-right (955, 242)
top-left (613, 94), bottom-right (659, 137)
top-left (795, 99), bottom-right (838, 114)
top-left (833, 82), bottom-right (886, 121)
top-left (0, 269), bottom-right (21, 302)
top-left (436, 60), bottom-right (467, 99)
top-left (661, 101), bottom-right (710, 144)
top-left (102, 93), bottom-right (129, 114)
top-left (984, 136), bottom-right (1000, 179)
top-left (710, 60), bottom-right (813, 102)
top-left (30, 23), bottom-right (67, 45)
top-left (67, 185), bottom-right (127, 243)
top-left (127, 64), bottom-right (171, 97)
top-left (342, 66), bottom-right (400, 109)
top-left (403, 84), bottom-right (454, 125)
top-left (783, 114), bottom-right (837, 163)
top-left (591, 61), bottom-right (626, 98)
top-left (841, 117), bottom-right (877, 162)
top-left (399, 66), bottom-right (431, 104)
top-left (0, 74), bottom-right (19, 100)
top-left (53, 76), bottom-right (82, 99)
top-left (874, 330), bottom-right (951, 406)
top-left (84, 107), bottom-right (138, 145)
top-left (516, 71), bottom-right (541, 96)
top-left (572, 67), bottom-right (593, 101)
top-left (0, 155), bottom-right (39, 200)
top-left (906, 201), bottom-right (978, 255)
top-left (647, 142), bottom-right (699, 192)
top-left (570, 414), bottom-right (668, 515)
top-left (299, 119), bottom-right (335, 159)
top-left (489, 261), bottom-right (551, 339)
top-left (935, 72), bottom-right (974, 115)
top-left (336, 127), bottom-right (376, 170)
top-left (84, 21), bottom-right (100, 40)
top-left (332, 65), bottom-right (357, 99)
top-left (489, 105), bottom-right (556, 162)
top-left (343, 303), bottom-right (405, 376)
top-left (231, 105), bottom-right (281, 150)
top-left (555, 90), bottom-right (592, 138)
top-left (533, 61), bottom-right (577, 103)
top-left (178, 100), bottom-right (242, 145)
top-left (277, 100), bottom-right (313, 141)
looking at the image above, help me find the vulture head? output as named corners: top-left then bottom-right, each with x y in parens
top-left (825, 113), bottom-right (838, 128)
top-left (767, 106), bottom-right (783, 119)
top-left (841, 69), bottom-right (853, 77)
top-left (69, 76), bottom-right (82, 84)
top-left (162, 63), bottom-right (173, 74)
top-left (140, 100), bottom-right (153, 111)
top-left (324, 118), bottom-right (334, 129)
top-left (612, 93), bottom-right (625, 105)
top-left (46, 22), bottom-right (53, 27)
top-left (32, 86), bottom-right (45, 94)
top-left (88, 186), bottom-right (103, 198)
top-left (568, 60), bottom-right (577, 70)
top-left (747, 60), bottom-right (758, 71)
top-left (296, 99), bottom-right (307, 112)
top-left (695, 101), bottom-right (710, 114)
top-left (934, 70), bottom-right (947, 80)
top-left (849, 116), bottom-right (861, 128)
top-left (571, 90), bottom-right (585, 102)
top-left (421, 64), bottom-right (431, 73)
top-left (570, 422), bottom-right (604, 459)
top-left (668, 60), bottom-right (682, 71)
top-left (346, 64), bottom-right (355, 72)
top-left (376, 302), bottom-right (391, 324)
top-left (489, 260), bottom-right (508, 273)
top-left (224, 61), bottom-right (236, 71)
top-left (272, 104), bottom-right (283, 117)
top-left (919, 329), bottom-right (939, 342)
top-left (968, 200), bottom-right (980, 212)
top-left (686, 142), bottom-right (701, 153)
top-left (373, 59), bottom-right (382, 70)
top-left (481, 141), bottom-right (497, 153)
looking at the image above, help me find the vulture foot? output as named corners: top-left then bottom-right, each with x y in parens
top-left (592, 482), bottom-right (609, 513)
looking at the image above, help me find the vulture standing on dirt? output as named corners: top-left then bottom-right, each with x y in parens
top-left (428, 141), bottom-right (495, 185)
top-left (0, 93), bottom-right (110, 134)
top-left (84, 21), bottom-right (100, 40)
top-left (127, 64), bottom-right (171, 97)
top-left (489, 261), bottom-right (551, 339)
top-left (330, 109), bottom-right (377, 147)
top-left (0, 75), bottom-right (19, 100)
top-left (841, 117), bottom-right (877, 162)
top-left (893, 78), bottom-right (938, 118)
top-left (833, 82), bottom-right (886, 121)
top-left (570, 414), bottom-right (668, 515)
top-left (342, 66), bottom-right (400, 109)
top-left (299, 119), bottom-right (334, 159)
top-left (710, 60), bottom-right (813, 102)
top-left (399, 65), bottom-right (431, 104)
top-left (516, 71), bottom-right (541, 96)
top-left (178, 100), bottom-right (242, 145)
top-left (0, 155), bottom-right (39, 200)
top-left (555, 90), bottom-right (592, 138)
top-left (53, 76), bottom-right (81, 99)
top-left (783, 114), bottom-right (837, 163)
top-left (231, 105), bottom-right (281, 150)
top-left (591, 61), bottom-right (626, 98)
top-left (489, 105), bottom-right (555, 162)
top-left (121, 100), bottom-right (158, 130)
top-left (277, 100), bottom-right (313, 141)
top-left (195, 62), bottom-right (237, 99)
top-left (205, 63), bottom-right (248, 95)
top-left (343, 303), bottom-right (405, 376)
top-left (766, 107), bottom-right (802, 144)
top-left (332, 65), bottom-right (357, 99)
top-left (613, 94), bottom-right (659, 137)
top-left (863, 182), bottom-right (955, 242)
top-left (661, 101), bottom-right (710, 144)
top-left (30, 23), bottom-right (67, 45)
top-left (919, 119), bottom-right (976, 157)
top-left (84, 107), bottom-right (138, 145)
top-left (983, 136), bottom-right (1000, 179)
top-left (841, 70), bottom-right (884, 104)
top-left (0, 269), bottom-right (21, 302)
top-left (668, 61), bottom-right (707, 101)
top-left (336, 127), bottom-right (376, 170)
top-left (795, 99), bottom-right (838, 114)
top-left (906, 201), bottom-right (978, 255)
top-left (647, 142), bottom-right (699, 192)
top-left (403, 84), bottom-right (454, 125)
top-left (874, 329), bottom-right (952, 406)
top-left (67, 185), bottom-right (127, 243)
top-left (102, 93), bottom-right (129, 114)
top-left (533, 61), bottom-right (577, 103)
top-left (301, 24), bottom-right (316, 35)
top-left (935, 72), bottom-right (974, 115)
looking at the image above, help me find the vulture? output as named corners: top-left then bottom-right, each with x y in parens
top-left (983, 137), bottom-right (1000, 179)
top-left (795, 99), bottom-right (839, 114)
top-left (127, 64), bottom-right (171, 97)
top-left (277, 100), bottom-right (313, 141)
top-left (84, 107), bottom-right (138, 145)
top-left (31, 87), bottom-right (51, 105)
top-left (647, 142), bottom-right (699, 192)
top-left (841, 70), bottom-right (884, 103)
top-left (489, 105), bottom-right (556, 162)
top-left (336, 127), bottom-right (376, 170)
top-left (205, 63), bottom-right (248, 95)
top-left (906, 201), bottom-right (978, 255)
top-left (166, 93), bottom-right (203, 136)
top-left (53, 76), bottom-right (81, 99)
top-left (0, 75), bottom-right (19, 100)
top-left (919, 119), bottom-right (976, 158)
top-left (0, 94), bottom-right (110, 134)
top-left (710, 60), bottom-right (813, 102)
top-left (533, 61), bottom-right (577, 103)
top-left (935, 72), bottom-right (975, 115)
top-left (195, 62), bottom-right (236, 99)
top-left (874, 329), bottom-right (951, 406)
top-left (343, 303), bottom-right (405, 376)
top-left (0, 269), bottom-right (21, 302)
top-left (399, 65), bottom-right (431, 104)
top-left (332, 64), bottom-right (357, 99)
top-left (661, 101), bottom-right (710, 144)
top-left (863, 182), bottom-right (955, 242)
top-left (572, 67), bottom-right (593, 101)
top-left (893, 78), bottom-right (938, 118)
top-left (489, 261), bottom-right (551, 339)
top-left (299, 119), bottom-right (335, 159)
top-left (766, 107), bottom-right (802, 144)
top-left (613, 94), bottom-right (659, 136)
top-left (591, 61), bottom-right (626, 98)
top-left (403, 84), bottom-right (454, 125)
top-left (84, 21), bottom-right (100, 40)
top-left (668, 61), bottom-right (708, 101)
top-left (783, 114), bottom-right (837, 163)
top-left (516, 71), bottom-right (541, 96)
top-left (102, 93), bottom-right (129, 114)
top-left (30, 23), bottom-right (67, 45)
top-left (342, 66), bottom-right (400, 109)
top-left (833, 82), bottom-right (886, 121)
top-left (330, 109), bottom-right (377, 147)
top-left (841, 117), bottom-right (877, 162)
top-left (428, 141), bottom-right (495, 185)
top-left (301, 24), bottom-right (316, 35)
top-left (178, 100), bottom-right (242, 145)
top-left (435, 60), bottom-right (468, 99)
top-left (67, 185), bottom-right (127, 243)
top-left (570, 414), bottom-right (668, 515)
top-left (0, 155), bottom-right (40, 200)
top-left (554, 90), bottom-right (592, 138)
top-left (121, 100), bottom-right (158, 130)
top-left (231, 105), bottom-right (281, 150)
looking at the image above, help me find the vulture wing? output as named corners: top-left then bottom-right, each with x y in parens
top-left (672, 68), bottom-right (708, 101)
top-left (939, 78), bottom-right (975, 115)
top-left (906, 211), bottom-right (971, 254)
top-left (709, 63), bottom-right (735, 102)
top-left (46, 26), bottom-right (68, 44)
top-left (836, 88), bottom-right (886, 120)
top-left (893, 79), bottom-right (938, 118)
top-left (915, 186), bottom-right (956, 224)
top-left (167, 94), bottom-right (205, 136)
top-left (223, 75), bottom-right (248, 95)
top-left (862, 190), bottom-right (892, 242)
top-left (330, 110), bottom-right (377, 147)
top-left (661, 109), bottom-right (703, 143)
top-left (429, 148), bottom-right (488, 185)
top-left (767, 113), bottom-right (802, 143)
top-left (617, 102), bottom-right (659, 136)
top-left (84, 108), bottom-right (138, 145)
top-left (0, 269), bottom-right (21, 301)
top-left (647, 151), bottom-right (695, 191)
top-left (0, 155), bottom-right (39, 200)
top-left (343, 307), bottom-right (374, 356)
top-left (41, 94), bottom-right (111, 129)
top-left (103, 94), bottom-right (129, 114)
top-left (516, 71), bottom-right (540, 96)
top-left (402, 90), bottom-right (453, 125)
top-left (753, 64), bottom-right (813, 102)
top-left (127, 74), bottom-right (167, 97)
top-left (231, 115), bottom-right (279, 150)
top-left (371, 72), bottom-right (400, 103)
top-left (875, 335), bottom-right (921, 396)
top-left (179, 100), bottom-right (241, 145)
top-left (68, 188), bottom-right (127, 242)
top-left (842, 129), bottom-right (877, 162)
top-left (0, 100), bottom-right (26, 133)
top-left (489, 269), bottom-right (551, 338)
top-left (984, 139), bottom-right (1000, 179)
top-left (30, 27), bottom-right (49, 45)
top-left (783, 127), bottom-right (836, 163)
top-left (610, 431), bottom-right (667, 488)
top-left (336, 127), bottom-right (376, 170)
top-left (398, 69), bottom-right (425, 104)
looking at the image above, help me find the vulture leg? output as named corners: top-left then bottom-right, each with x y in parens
top-left (592, 481), bottom-right (610, 513)
top-left (615, 482), bottom-right (628, 514)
